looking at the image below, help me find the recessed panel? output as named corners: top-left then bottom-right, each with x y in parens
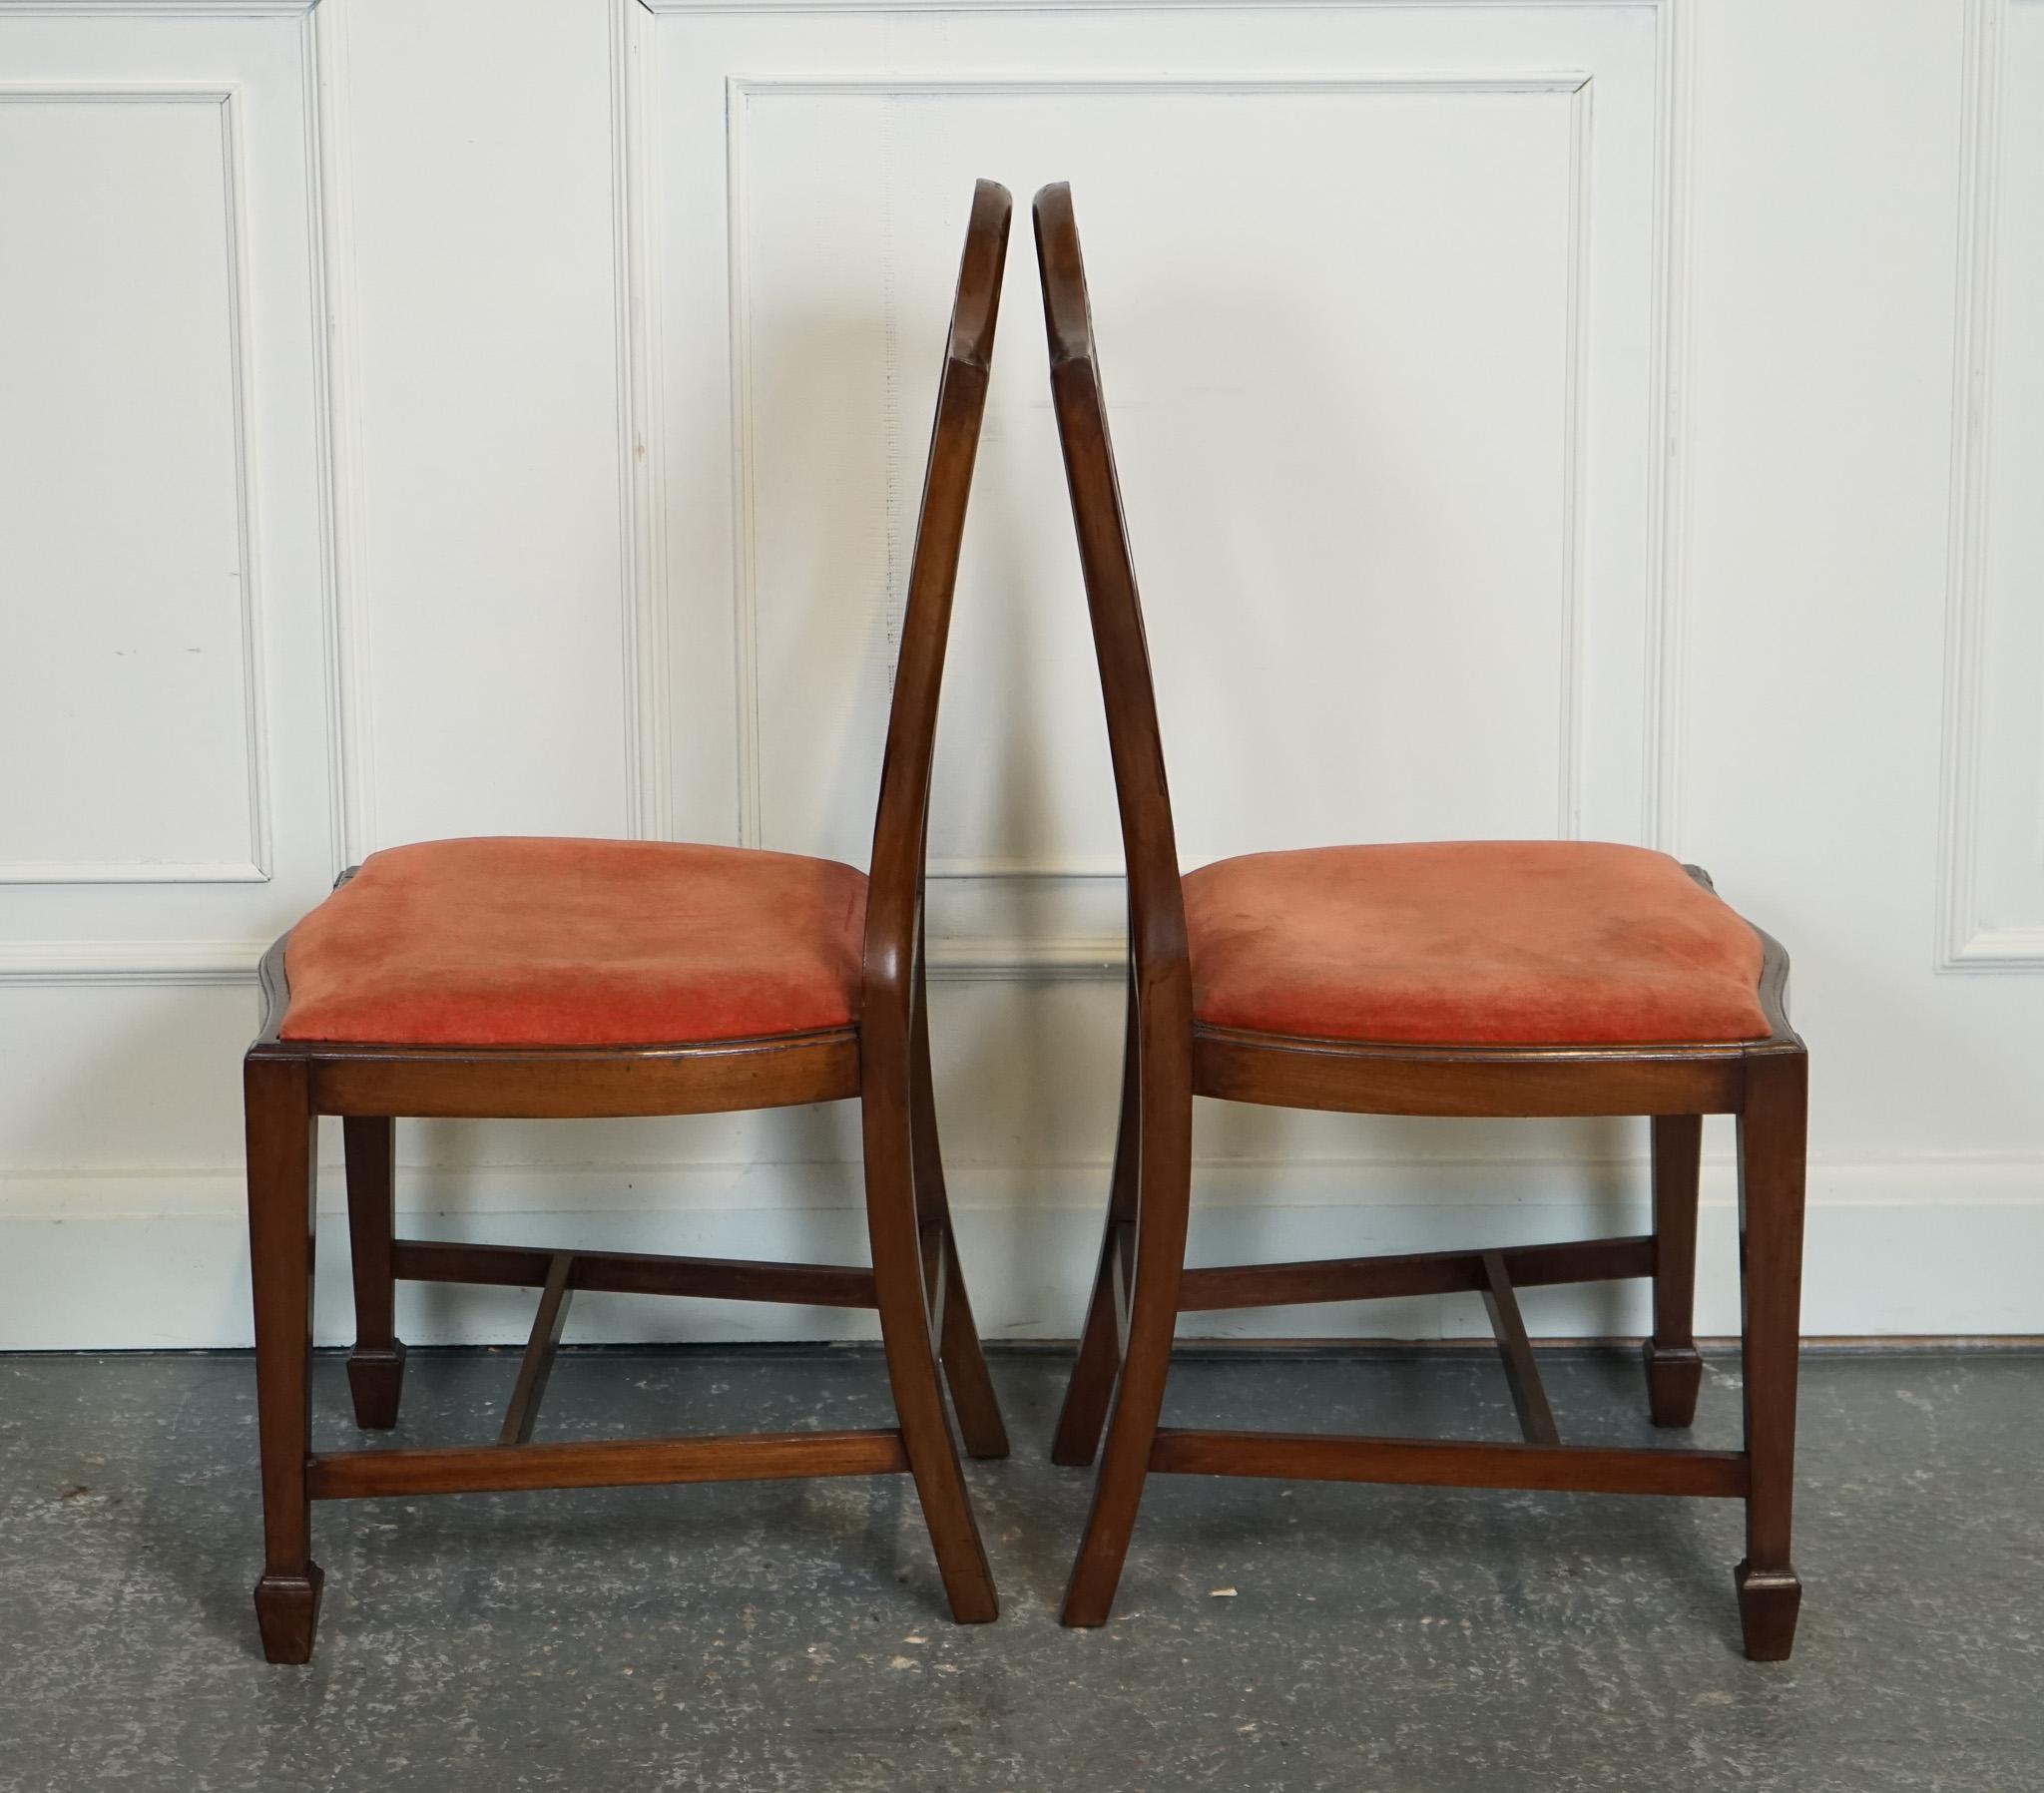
top-left (343, 0), bottom-right (631, 848)
top-left (1968, 4), bottom-right (2044, 946)
top-left (0, 95), bottom-right (260, 879)
top-left (736, 83), bottom-right (1580, 872)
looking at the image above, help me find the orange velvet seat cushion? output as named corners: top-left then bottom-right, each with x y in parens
top-left (279, 838), bottom-right (866, 1048)
top-left (1182, 841), bottom-right (1770, 1047)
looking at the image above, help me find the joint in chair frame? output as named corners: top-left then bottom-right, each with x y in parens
top-left (1031, 180), bottom-right (1809, 1662)
top-left (242, 180), bottom-right (1014, 1665)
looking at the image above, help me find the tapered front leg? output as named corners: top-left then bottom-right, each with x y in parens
top-left (1645, 1114), bottom-right (1705, 1427)
top-left (343, 1116), bottom-right (406, 1430)
top-left (863, 1009), bottom-right (998, 1623)
top-left (1051, 974), bottom-right (1139, 1468)
top-left (1735, 1052), bottom-right (1807, 1660)
top-left (246, 1053), bottom-right (322, 1664)
top-left (910, 947), bottom-right (1007, 1459)
top-left (1061, 1009), bottom-right (1193, 1627)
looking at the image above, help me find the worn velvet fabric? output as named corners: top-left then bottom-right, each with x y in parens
top-left (279, 838), bottom-right (867, 1047)
top-left (1182, 841), bottom-right (1770, 1047)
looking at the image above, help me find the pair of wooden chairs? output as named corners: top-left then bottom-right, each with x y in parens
top-left (246, 181), bottom-right (1807, 1665)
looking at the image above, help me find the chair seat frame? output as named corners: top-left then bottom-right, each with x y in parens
top-left (1032, 181), bottom-right (1808, 1661)
top-left (245, 181), bottom-right (1015, 1663)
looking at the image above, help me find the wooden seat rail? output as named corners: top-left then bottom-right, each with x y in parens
top-left (1147, 1432), bottom-right (1748, 1499)
top-left (1031, 178), bottom-right (1808, 1659)
top-left (305, 1238), bottom-right (918, 1507)
top-left (308, 1430), bottom-right (909, 1502)
top-left (243, 181), bottom-right (1017, 1664)
top-left (390, 1238), bottom-right (880, 1309)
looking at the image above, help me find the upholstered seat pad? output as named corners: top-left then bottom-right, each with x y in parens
top-left (1183, 841), bottom-right (1770, 1047)
top-left (279, 838), bottom-right (867, 1047)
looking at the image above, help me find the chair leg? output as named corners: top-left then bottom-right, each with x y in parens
top-left (246, 1055), bottom-right (323, 1664)
top-left (862, 1068), bottom-right (999, 1623)
top-left (1051, 978), bottom-right (1139, 1468)
top-left (1644, 1114), bottom-right (1705, 1427)
top-left (342, 1116), bottom-right (406, 1430)
top-left (1734, 1052), bottom-right (1807, 1661)
top-left (1061, 1034), bottom-right (1193, 1627)
top-left (909, 956), bottom-right (1007, 1460)
top-left (935, 1223), bottom-right (1009, 1460)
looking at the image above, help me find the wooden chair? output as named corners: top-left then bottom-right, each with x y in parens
top-left (243, 181), bottom-right (1013, 1664)
top-left (1032, 183), bottom-right (1809, 1661)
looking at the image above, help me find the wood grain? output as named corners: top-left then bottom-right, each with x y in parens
top-left (1033, 179), bottom-right (1808, 1658)
top-left (242, 182), bottom-right (1014, 1661)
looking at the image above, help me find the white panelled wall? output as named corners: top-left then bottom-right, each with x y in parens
top-left (1, 0), bottom-right (2039, 1348)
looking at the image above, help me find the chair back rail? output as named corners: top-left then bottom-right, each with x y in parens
top-left (1032, 183), bottom-right (1192, 1017)
top-left (862, 179), bottom-right (1013, 1020)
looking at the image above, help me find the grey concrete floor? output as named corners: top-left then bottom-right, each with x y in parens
top-left (0, 1345), bottom-right (2039, 1792)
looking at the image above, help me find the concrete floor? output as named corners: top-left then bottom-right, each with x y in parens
top-left (0, 1345), bottom-right (2038, 1792)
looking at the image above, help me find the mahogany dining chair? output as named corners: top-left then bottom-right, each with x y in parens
top-left (243, 180), bottom-right (1013, 1663)
top-left (1032, 183), bottom-right (1809, 1660)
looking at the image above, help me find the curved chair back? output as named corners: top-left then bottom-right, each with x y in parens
top-left (1032, 182), bottom-right (1192, 1018)
top-left (863, 180), bottom-right (1013, 1014)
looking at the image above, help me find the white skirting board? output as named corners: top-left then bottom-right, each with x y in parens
top-left (1, 1158), bottom-right (2039, 1350)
